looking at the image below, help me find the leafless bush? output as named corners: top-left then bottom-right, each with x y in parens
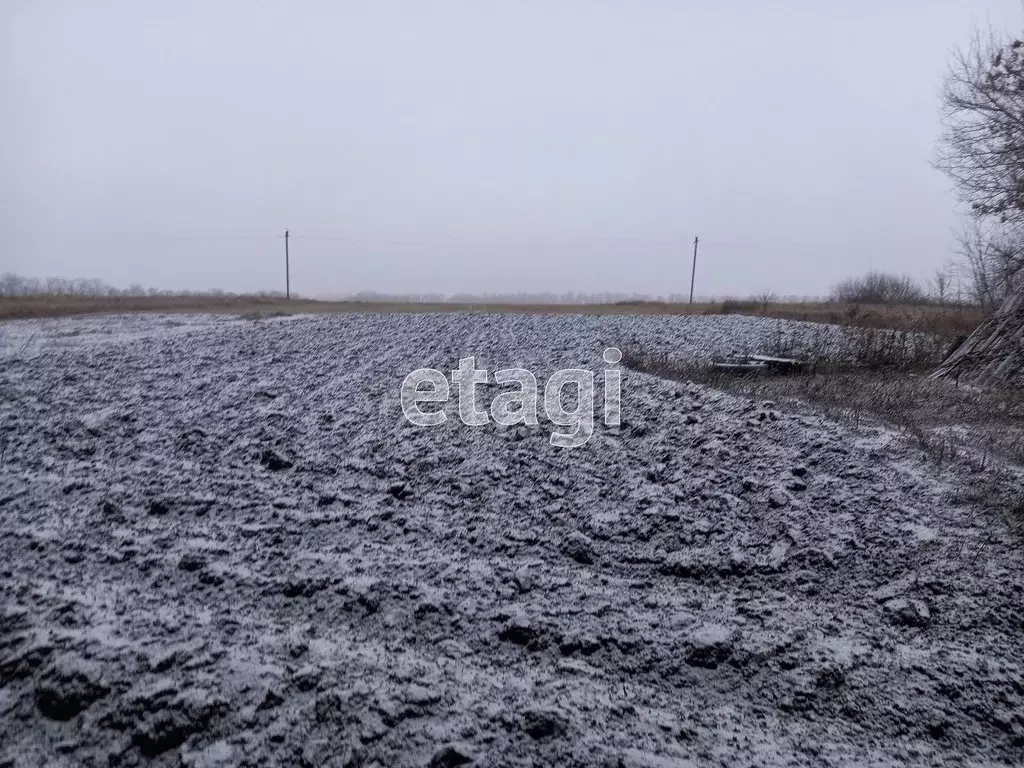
top-left (754, 291), bottom-right (777, 313)
top-left (711, 293), bottom-right (777, 315)
top-left (931, 267), bottom-right (952, 305)
top-left (954, 219), bottom-right (1024, 313)
top-left (830, 271), bottom-right (927, 305)
top-left (718, 298), bottom-right (760, 314)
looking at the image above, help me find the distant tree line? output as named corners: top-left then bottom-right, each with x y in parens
top-left (341, 290), bottom-right (828, 305)
top-left (3, 270), bottom-right (977, 307)
top-left (0, 273), bottom-right (286, 299)
top-left (344, 290), bottom-right (703, 304)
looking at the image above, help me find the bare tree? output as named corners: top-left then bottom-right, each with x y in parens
top-left (931, 267), bottom-right (951, 305)
top-left (0, 273), bottom-right (23, 296)
top-left (937, 30), bottom-right (1024, 226)
top-left (954, 218), bottom-right (1024, 312)
top-left (754, 290), bottom-right (777, 313)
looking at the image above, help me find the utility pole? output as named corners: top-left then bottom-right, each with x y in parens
top-left (284, 228), bottom-right (292, 301)
top-left (689, 235), bottom-right (699, 304)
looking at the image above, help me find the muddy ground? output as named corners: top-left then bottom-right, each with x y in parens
top-left (1, 312), bottom-right (1022, 767)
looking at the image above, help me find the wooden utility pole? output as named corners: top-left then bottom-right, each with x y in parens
top-left (689, 235), bottom-right (699, 304)
top-left (284, 229), bottom-right (290, 299)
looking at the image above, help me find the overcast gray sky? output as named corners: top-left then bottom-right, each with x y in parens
top-left (3, 1), bottom-right (1022, 299)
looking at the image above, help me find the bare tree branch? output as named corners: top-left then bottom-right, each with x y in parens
top-left (937, 30), bottom-right (1024, 226)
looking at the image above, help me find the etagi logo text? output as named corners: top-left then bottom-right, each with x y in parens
top-left (400, 348), bottom-right (623, 448)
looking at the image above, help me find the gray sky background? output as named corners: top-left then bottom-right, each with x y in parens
top-left (3, 1), bottom-right (1023, 299)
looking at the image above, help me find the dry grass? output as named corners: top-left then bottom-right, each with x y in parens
top-left (0, 294), bottom-right (986, 334)
top-left (627, 351), bottom-right (1024, 464)
top-left (0, 295), bottom-right (305, 320)
top-left (715, 299), bottom-right (983, 336)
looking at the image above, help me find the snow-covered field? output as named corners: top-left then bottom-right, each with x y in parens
top-left (1, 312), bottom-right (1022, 767)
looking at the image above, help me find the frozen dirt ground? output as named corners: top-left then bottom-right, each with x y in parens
top-left (1, 311), bottom-right (1022, 768)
